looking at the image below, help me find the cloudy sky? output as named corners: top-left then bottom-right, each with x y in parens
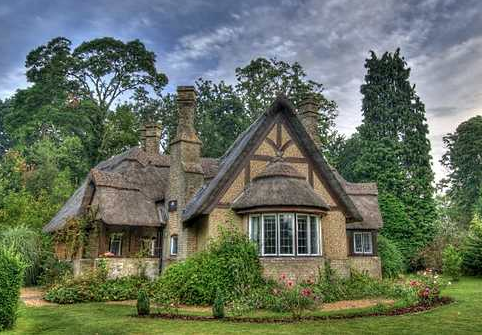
top-left (1, 0), bottom-right (481, 181)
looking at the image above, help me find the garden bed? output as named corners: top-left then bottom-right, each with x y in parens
top-left (143, 297), bottom-right (453, 323)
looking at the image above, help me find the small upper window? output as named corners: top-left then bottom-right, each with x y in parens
top-left (353, 232), bottom-right (373, 255)
top-left (109, 233), bottom-right (123, 256)
top-left (170, 235), bottom-right (178, 256)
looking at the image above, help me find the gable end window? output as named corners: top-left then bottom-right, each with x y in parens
top-left (249, 214), bottom-right (321, 257)
top-left (353, 232), bottom-right (373, 255)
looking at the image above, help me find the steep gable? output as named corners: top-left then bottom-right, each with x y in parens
top-left (183, 96), bottom-right (363, 223)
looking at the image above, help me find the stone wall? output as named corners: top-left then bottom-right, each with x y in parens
top-left (260, 257), bottom-right (324, 282)
top-left (348, 256), bottom-right (382, 278)
top-left (73, 258), bottom-right (160, 279)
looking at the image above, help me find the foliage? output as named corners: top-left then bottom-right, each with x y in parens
top-left (337, 49), bottom-right (436, 266)
top-left (461, 214), bottom-right (482, 275)
top-left (377, 235), bottom-right (405, 278)
top-left (442, 245), bottom-right (463, 281)
top-left (153, 226), bottom-right (264, 305)
top-left (0, 225), bottom-right (43, 285)
top-left (441, 116), bottom-right (482, 226)
top-left (271, 275), bottom-right (318, 319)
top-left (212, 289), bottom-right (225, 319)
top-left (44, 264), bottom-right (152, 304)
top-left (0, 248), bottom-right (25, 331)
top-left (137, 289), bottom-right (150, 316)
top-left (409, 270), bottom-right (446, 306)
top-left (313, 265), bottom-right (413, 304)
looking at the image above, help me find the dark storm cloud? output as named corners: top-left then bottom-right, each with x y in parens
top-left (0, 0), bottom-right (481, 180)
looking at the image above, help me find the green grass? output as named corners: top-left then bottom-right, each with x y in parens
top-left (6, 277), bottom-right (482, 335)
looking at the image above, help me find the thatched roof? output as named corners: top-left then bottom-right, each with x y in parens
top-left (183, 96), bottom-right (364, 223)
top-left (331, 169), bottom-right (383, 230)
top-left (232, 160), bottom-right (330, 211)
top-left (43, 147), bottom-right (219, 232)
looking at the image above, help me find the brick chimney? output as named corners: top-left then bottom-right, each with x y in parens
top-left (167, 86), bottom-right (204, 261)
top-left (298, 94), bottom-right (321, 148)
top-left (140, 123), bottom-right (162, 155)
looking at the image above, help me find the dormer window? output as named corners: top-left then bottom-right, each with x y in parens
top-left (249, 213), bottom-right (321, 257)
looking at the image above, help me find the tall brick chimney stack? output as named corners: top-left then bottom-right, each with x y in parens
top-left (166, 86), bottom-right (204, 262)
top-left (298, 94), bottom-right (321, 148)
top-left (140, 124), bottom-right (162, 155)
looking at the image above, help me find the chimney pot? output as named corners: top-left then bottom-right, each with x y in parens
top-left (174, 86), bottom-right (201, 144)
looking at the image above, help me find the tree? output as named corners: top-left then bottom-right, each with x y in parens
top-left (462, 214), bottom-right (482, 275)
top-left (0, 100), bottom-right (11, 155)
top-left (24, 37), bottom-right (168, 162)
top-left (341, 49), bottom-right (436, 265)
top-left (441, 115), bottom-right (482, 225)
top-left (235, 58), bottom-right (342, 159)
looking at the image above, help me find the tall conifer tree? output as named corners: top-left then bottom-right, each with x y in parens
top-left (351, 49), bottom-right (436, 264)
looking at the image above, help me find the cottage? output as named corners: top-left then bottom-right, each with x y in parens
top-left (43, 86), bottom-right (383, 280)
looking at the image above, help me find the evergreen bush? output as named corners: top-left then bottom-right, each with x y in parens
top-left (0, 248), bottom-right (25, 331)
top-left (442, 244), bottom-right (462, 281)
top-left (462, 214), bottom-right (482, 275)
top-left (378, 235), bottom-right (405, 278)
top-left (137, 289), bottom-right (150, 316)
top-left (212, 289), bottom-right (225, 319)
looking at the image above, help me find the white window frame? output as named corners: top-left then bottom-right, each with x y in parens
top-left (170, 235), bottom-right (178, 256)
top-left (261, 213), bottom-right (278, 256)
top-left (353, 232), bottom-right (373, 255)
top-left (109, 233), bottom-right (123, 256)
top-left (250, 213), bottom-right (322, 257)
top-left (278, 213), bottom-right (295, 256)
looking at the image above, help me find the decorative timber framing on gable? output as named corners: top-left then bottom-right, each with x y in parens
top-left (182, 96), bottom-right (363, 225)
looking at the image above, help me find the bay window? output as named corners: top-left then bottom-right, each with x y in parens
top-left (249, 213), bottom-right (321, 256)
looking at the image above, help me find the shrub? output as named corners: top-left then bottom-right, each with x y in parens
top-left (153, 226), bottom-right (264, 305)
top-left (0, 248), bottom-right (25, 331)
top-left (442, 244), bottom-right (462, 281)
top-left (45, 264), bottom-right (152, 304)
top-left (0, 225), bottom-right (43, 285)
top-left (313, 264), bottom-right (412, 303)
top-left (212, 289), bottom-right (225, 319)
top-left (409, 270), bottom-right (445, 306)
top-left (462, 214), bottom-right (482, 275)
top-left (378, 235), bottom-right (405, 278)
top-left (272, 275), bottom-right (318, 319)
top-left (137, 289), bottom-right (150, 316)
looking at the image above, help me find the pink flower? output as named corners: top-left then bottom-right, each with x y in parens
top-left (287, 280), bottom-right (294, 288)
top-left (301, 288), bottom-right (312, 297)
top-left (280, 274), bottom-right (287, 280)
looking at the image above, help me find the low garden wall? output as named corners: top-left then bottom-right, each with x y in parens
top-left (72, 258), bottom-right (160, 279)
top-left (348, 256), bottom-right (382, 278)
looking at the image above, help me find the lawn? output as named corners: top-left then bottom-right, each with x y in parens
top-left (6, 277), bottom-right (482, 335)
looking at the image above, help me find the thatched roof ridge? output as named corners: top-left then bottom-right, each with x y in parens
top-left (232, 161), bottom-right (330, 211)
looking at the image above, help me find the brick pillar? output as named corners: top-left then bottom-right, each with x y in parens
top-left (168, 86), bottom-right (204, 261)
top-left (298, 94), bottom-right (321, 148)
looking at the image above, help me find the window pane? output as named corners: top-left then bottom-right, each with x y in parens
top-left (310, 216), bottom-right (319, 255)
top-left (363, 233), bottom-right (372, 254)
top-left (263, 215), bottom-right (277, 255)
top-left (109, 235), bottom-right (122, 256)
top-left (354, 233), bottom-right (363, 253)
top-left (250, 216), bottom-right (261, 253)
top-left (279, 214), bottom-right (294, 255)
top-left (170, 235), bottom-right (178, 255)
top-left (297, 215), bottom-right (308, 254)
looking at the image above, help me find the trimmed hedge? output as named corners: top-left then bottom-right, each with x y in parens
top-left (0, 248), bottom-right (25, 331)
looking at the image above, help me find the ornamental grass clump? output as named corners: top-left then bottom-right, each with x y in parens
top-left (0, 248), bottom-right (25, 331)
